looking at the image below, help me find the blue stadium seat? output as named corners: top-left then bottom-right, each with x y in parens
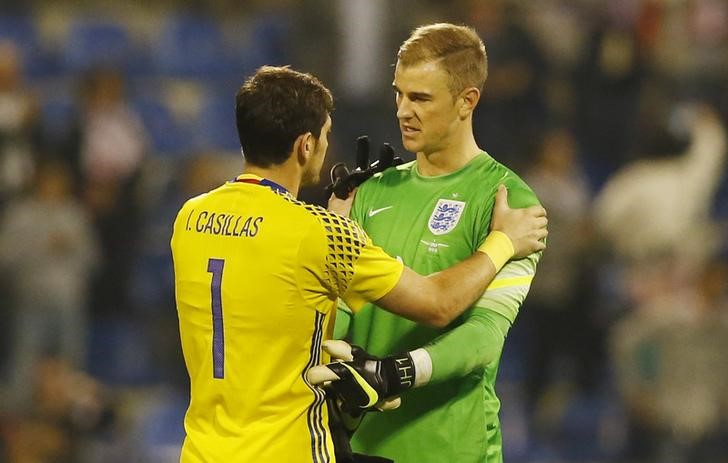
top-left (152, 16), bottom-right (233, 79)
top-left (195, 93), bottom-right (240, 152)
top-left (246, 13), bottom-right (291, 67)
top-left (87, 318), bottom-right (159, 385)
top-left (0, 15), bottom-right (37, 54)
top-left (712, 177), bottom-right (728, 220)
top-left (63, 19), bottom-right (135, 73)
top-left (556, 392), bottom-right (625, 461)
top-left (133, 97), bottom-right (191, 156)
top-left (0, 15), bottom-right (59, 78)
top-left (133, 392), bottom-right (186, 462)
top-left (40, 97), bottom-right (78, 144)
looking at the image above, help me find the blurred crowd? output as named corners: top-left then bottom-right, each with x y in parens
top-left (0, 0), bottom-right (727, 462)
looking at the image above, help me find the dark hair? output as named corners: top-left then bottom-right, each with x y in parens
top-left (235, 66), bottom-right (334, 167)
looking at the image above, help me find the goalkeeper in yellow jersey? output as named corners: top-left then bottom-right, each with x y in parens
top-left (170, 65), bottom-right (547, 463)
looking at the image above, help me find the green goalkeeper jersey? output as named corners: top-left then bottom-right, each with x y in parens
top-left (335, 152), bottom-right (541, 463)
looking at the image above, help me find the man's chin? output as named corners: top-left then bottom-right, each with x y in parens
top-left (401, 138), bottom-right (420, 154)
top-left (301, 173), bottom-right (320, 187)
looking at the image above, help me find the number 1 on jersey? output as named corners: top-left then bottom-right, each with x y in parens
top-left (207, 258), bottom-right (225, 379)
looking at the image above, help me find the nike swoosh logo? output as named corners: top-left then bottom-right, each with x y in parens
top-left (368, 206), bottom-right (393, 217)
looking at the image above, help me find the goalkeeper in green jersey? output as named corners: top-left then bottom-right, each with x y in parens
top-left (317, 23), bottom-right (544, 463)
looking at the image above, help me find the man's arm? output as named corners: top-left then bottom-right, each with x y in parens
top-left (374, 252), bottom-right (497, 328)
top-left (415, 178), bottom-right (543, 382)
top-left (423, 252), bottom-right (539, 382)
top-left (311, 253), bottom-right (541, 411)
top-left (317, 181), bottom-right (544, 409)
top-left (367, 185), bottom-right (545, 328)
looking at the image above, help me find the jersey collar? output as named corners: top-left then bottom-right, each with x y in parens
top-left (232, 174), bottom-right (289, 195)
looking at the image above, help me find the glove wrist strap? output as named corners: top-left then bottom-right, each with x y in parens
top-left (384, 352), bottom-right (416, 395)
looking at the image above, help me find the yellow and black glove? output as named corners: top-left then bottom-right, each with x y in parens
top-left (309, 341), bottom-right (400, 463)
top-left (308, 340), bottom-right (407, 414)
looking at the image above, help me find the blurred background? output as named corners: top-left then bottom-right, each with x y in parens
top-left (0, 0), bottom-right (727, 461)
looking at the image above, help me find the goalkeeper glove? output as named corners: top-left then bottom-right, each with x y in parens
top-left (325, 136), bottom-right (404, 199)
top-left (311, 341), bottom-right (402, 463)
top-left (307, 340), bottom-right (418, 413)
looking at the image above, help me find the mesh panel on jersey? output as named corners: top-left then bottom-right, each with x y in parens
top-left (273, 190), bottom-right (367, 295)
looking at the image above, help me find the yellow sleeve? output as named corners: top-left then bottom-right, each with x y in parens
top-left (302, 205), bottom-right (403, 313)
top-left (341, 237), bottom-right (403, 312)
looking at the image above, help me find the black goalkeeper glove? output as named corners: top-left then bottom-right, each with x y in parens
top-left (307, 340), bottom-right (413, 414)
top-left (325, 136), bottom-right (404, 200)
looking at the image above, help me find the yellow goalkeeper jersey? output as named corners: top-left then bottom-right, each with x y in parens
top-left (171, 174), bottom-right (403, 463)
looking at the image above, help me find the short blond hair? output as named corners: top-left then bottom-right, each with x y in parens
top-left (397, 23), bottom-right (487, 96)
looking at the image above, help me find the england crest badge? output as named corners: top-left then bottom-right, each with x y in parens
top-left (428, 199), bottom-right (466, 235)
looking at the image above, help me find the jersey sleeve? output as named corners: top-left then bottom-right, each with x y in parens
top-left (423, 255), bottom-right (540, 383)
top-left (424, 219), bottom-right (543, 383)
top-left (306, 206), bottom-right (403, 313)
top-left (473, 176), bottom-right (543, 249)
top-left (340, 237), bottom-right (404, 312)
top-left (475, 252), bottom-right (540, 324)
top-left (425, 308), bottom-right (511, 383)
top-left (474, 174), bottom-right (543, 323)
top-left (425, 172), bottom-right (543, 382)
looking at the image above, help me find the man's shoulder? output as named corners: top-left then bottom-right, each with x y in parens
top-left (479, 155), bottom-right (540, 208)
top-left (179, 182), bottom-right (229, 207)
top-left (366, 160), bottom-right (416, 185)
top-left (178, 183), bottom-right (329, 228)
top-left (175, 189), bottom-right (213, 219)
top-left (356, 160), bottom-right (416, 201)
top-left (285, 196), bottom-right (369, 245)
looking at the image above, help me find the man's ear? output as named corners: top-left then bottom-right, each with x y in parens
top-left (295, 132), bottom-right (314, 165)
top-left (458, 87), bottom-right (480, 119)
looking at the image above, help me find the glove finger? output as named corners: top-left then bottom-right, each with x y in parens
top-left (356, 136), bottom-right (370, 170)
top-left (374, 396), bottom-right (401, 411)
top-left (377, 143), bottom-right (394, 171)
top-left (307, 365), bottom-right (342, 386)
top-left (322, 340), bottom-right (354, 361)
top-left (349, 345), bottom-right (377, 361)
top-left (330, 162), bottom-right (350, 183)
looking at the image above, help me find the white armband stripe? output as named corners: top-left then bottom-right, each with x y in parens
top-left (476, 283), bottom-right (533, 323)
top-left (493, 258), bottom-right (536, 279)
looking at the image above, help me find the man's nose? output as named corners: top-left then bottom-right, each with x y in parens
top-left (397, 98), bottom-right (412, 120)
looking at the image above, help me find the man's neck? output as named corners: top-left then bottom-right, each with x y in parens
top-left (243, 164), bottom-right (300, 197)
top-left (416, 135), bottom-right (481, 177)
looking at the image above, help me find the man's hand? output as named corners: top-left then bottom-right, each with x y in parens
top-left (328, 189), bottom-right (357, 217)
top-left (490, 184), bottom-right (547, 258)
top-left (307, 340), bottom-right (406, 414)
top-left (314, 342), bottom-right (399, 463)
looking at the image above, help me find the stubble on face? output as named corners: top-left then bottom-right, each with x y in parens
top-left (301, 115), bottom-right (331, 187)
top-left (393, 61), bottom-right (459, 156)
